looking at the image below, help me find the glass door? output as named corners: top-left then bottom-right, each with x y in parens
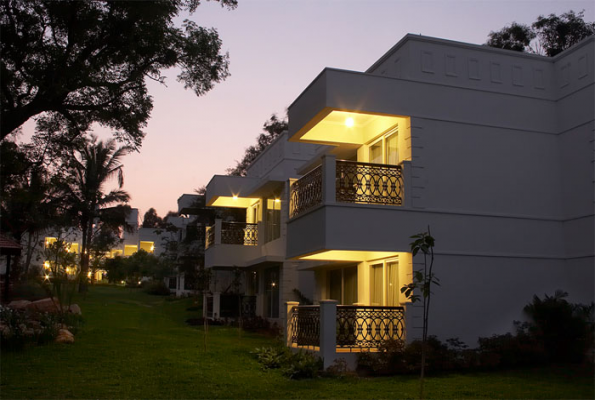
top-left (386, 261), bottom-right (399, 306)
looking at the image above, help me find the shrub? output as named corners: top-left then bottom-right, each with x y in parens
top-left (143, 280), bottom-right (171, 296)
top-left (282, 350), bottom-right (322, 379)
top-left (253, 346), bottom-right (290, 369)
top-left (523, 290), bottom-right (594, 363)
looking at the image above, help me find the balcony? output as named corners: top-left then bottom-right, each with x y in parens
top-left (205, 220), bottom-right (261, 268)
top-left (285, 301), bottom-right (407, 368)
top-left (290, 158), bottom-right (406, 219)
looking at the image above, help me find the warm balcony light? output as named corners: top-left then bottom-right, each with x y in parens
top-left (87, 272), bottom-right (92, 278)
top-left (233, 195), bottom-right (238, 200)
top-left (44, 275), bottom-right (50, 281)
top-left (345, 117), bottom-right (354, 127)
top-left (271, 282), bottom-right (276, 287)
top-left (44, 261), bottom-right (50, 269)
top-left (274, 199), bottom-right (280, 203)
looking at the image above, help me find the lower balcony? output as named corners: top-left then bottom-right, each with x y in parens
top-left (285, 301), bottom-right (407, 368)
top-left (205, 220), bottom-right (260, 268)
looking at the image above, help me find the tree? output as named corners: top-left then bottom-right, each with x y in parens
top-left (1, 0), bottom-right (237, 148)
top-left (486, 10), bottom-right (595, 56)
top-left (227, 113), bottom-right (288, 176)
top-left (142, 208), bottom-right (164, 229)
top-left (533, 10), bottom-right (595, 56)
top-left (63, 137), bottom-right (131, 291)
top-left (401, 227), bottom-right (440, 400)
top-left (485, 22), bottom-right (535, 52)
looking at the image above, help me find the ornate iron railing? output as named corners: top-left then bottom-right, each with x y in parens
top-left (205, 225), bottom-right (214, 249)
top-left (289, 165), bottom-right (323, 219)
top-left (221, 222), bottom-right (258, 246)
top-left (336, 306), bottom-right (405, 349)
top-left (289, 305), bottom-right (320, 347)
top-left (336, 160), bottom-right (403, 206)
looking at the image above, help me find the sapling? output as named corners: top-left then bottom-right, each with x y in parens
top-left (401, 227), bottom-right (440, 400)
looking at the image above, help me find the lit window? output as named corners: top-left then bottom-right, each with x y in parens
top-left (45, 237), bottom-right (57, 248)
top-left (140, 241), bottom-right (154, 253)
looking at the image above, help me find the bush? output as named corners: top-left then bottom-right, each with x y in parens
top-left (252, 346), bottom-right (322, 379)
top-left (282, 350), bottom-right (323, 379)
top-left (0, 306), bottom-right (69, 350)
top-left (143, 280), bottom-right (171, 296)
top-left (523, 290), bottom-right (594, 363)
top-left (10, 279), bottom-right (47, 301)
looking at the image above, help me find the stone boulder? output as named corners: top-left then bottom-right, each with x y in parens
top-left (56, 329), bottom-right (74, 344)
top-left (26, 297), bottom-right (60, 313)
top-left (68, 304), bottom-right (82, 315)
top-left (7, 300), bottom-right (31, 310)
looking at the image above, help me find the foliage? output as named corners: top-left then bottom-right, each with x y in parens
top-left (142, 208), bottom-right (166, 228)
top-left (252, 346), bottom-right (290, 369)
top-left (40, 239), bottom-right (79, 314)
top-left (523, 290), bottom-right (594, 363)
top-left (486, 10), bottom-right (594, 56)
top-left (227, 114), bottom-right (288, 176)
top-left (485, 22), bottom-right (535, 52)
top-left (62, 137), bottom-right (132, 291)
top-left (252, 346), bottom-right (322, 379)
top-left (1, 0), bottom-right (237, 148)
top-left (143, 280), bottom-right (172, 296)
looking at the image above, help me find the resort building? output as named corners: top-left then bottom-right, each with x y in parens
top-left (205, 34), bottom-right (594, 367)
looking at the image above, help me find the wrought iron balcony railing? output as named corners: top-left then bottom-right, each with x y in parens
top-left (336, 160), bottom-right (403, 206)
top-left (289, 165), bottom-right (322, 219)
top-left (289, 159), bottom-right (404, 219)
top-left (205, 222), bottom-right (258, 248)
top-left (288, 305), bottom-right (405, 350)
top-left (221, 222), bottom-right (258, 246)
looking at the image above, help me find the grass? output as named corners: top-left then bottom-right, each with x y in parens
top-left (1, 285), bottom-right (593, 399)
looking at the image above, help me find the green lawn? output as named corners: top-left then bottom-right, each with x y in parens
top-left (1, 285), bottom-right (593, 399)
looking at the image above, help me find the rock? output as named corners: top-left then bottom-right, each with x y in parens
top-left (56, 329), bottom-right (74, 344)
top-left (27, 297), bottom-right (60, 313)
top-left (7, 300), bottom-right (31, 310)
top-left (68, 304), bottom-right (81, 315)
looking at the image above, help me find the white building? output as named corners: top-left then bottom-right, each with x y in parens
top-left (206, 34), bottom-right (595, 367)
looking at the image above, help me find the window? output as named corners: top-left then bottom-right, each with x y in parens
top-left (140, 241), bottom-right (154, 253)
top-left (124, 245), bottom-right (138, 256)
top-left (264, 266), bottom-right (279, 318)
top-left (265, 198), bottom-right (281, 243)
top-left (367, 126), bottom-right (399, 165)
top-left (370, 264), bottom-right (383, 306)
top-left (329, 266), bottom-right (358, 305)
top-left (67, 243), bottom-right (79, 254)
top-left (45, 237), bottom-right (57, 248)
top-left (386, 261), bottom-right (399, 306)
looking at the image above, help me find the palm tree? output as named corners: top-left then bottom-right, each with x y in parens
top-left (65, 137), bottom-right (131, 292)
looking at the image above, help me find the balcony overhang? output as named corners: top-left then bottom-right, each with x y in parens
top-left (294, 250), bottom-right (400, 262)
top-left (288, 68), bottom-right (408, 146)
top-left (205, 175), bottom-right (259, 208)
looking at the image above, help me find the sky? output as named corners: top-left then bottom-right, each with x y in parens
top-left (19, 0), bottom-right (595, 220)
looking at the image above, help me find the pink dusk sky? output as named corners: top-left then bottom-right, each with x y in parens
top-left (19, 0), bottom-right (595, 221)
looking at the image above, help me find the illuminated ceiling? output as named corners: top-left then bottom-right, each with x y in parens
top-left (297, 250), bottom-right (401, 262)
top-left (296, 109), bottom-right (406, 146)
top-left (209, 196), bottom-right (260, 208)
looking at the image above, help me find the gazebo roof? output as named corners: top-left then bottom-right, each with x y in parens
top-left (0, 234), bottom-right (22, 256)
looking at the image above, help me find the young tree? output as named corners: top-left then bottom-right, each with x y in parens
top-left (486, 10), bottom-right (594, 56)
top-left (63, 137), bottom-right (131, 292)
top-left (227, 114), bottom-right (288, 176)
top-left (1, 0), bottom-right (237, 148)
top-left (401, 227), bottom-right (440, 400)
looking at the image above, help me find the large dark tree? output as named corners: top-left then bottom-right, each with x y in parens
top-left (227, 113), bottom-right (288, 176)
top-left (486, 10), bottom-right (594, 56)
top-left (142, 207), bottom-right (164, 229)
top-left (1, 0), bottom-right (237, 148)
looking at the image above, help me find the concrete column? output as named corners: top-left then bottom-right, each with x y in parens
top-left (401, 160), bottom-right (412, 208)
top-left (285, 301), bottom-right (299, 347)
top-left (214, 219), bottom-right (222, 245)
top-left (213, 292), bottom-right (221, 319)
top-left (321, 155), bottom-right (336, 205)
top-left (319, 299), bottom-right (338, 369)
